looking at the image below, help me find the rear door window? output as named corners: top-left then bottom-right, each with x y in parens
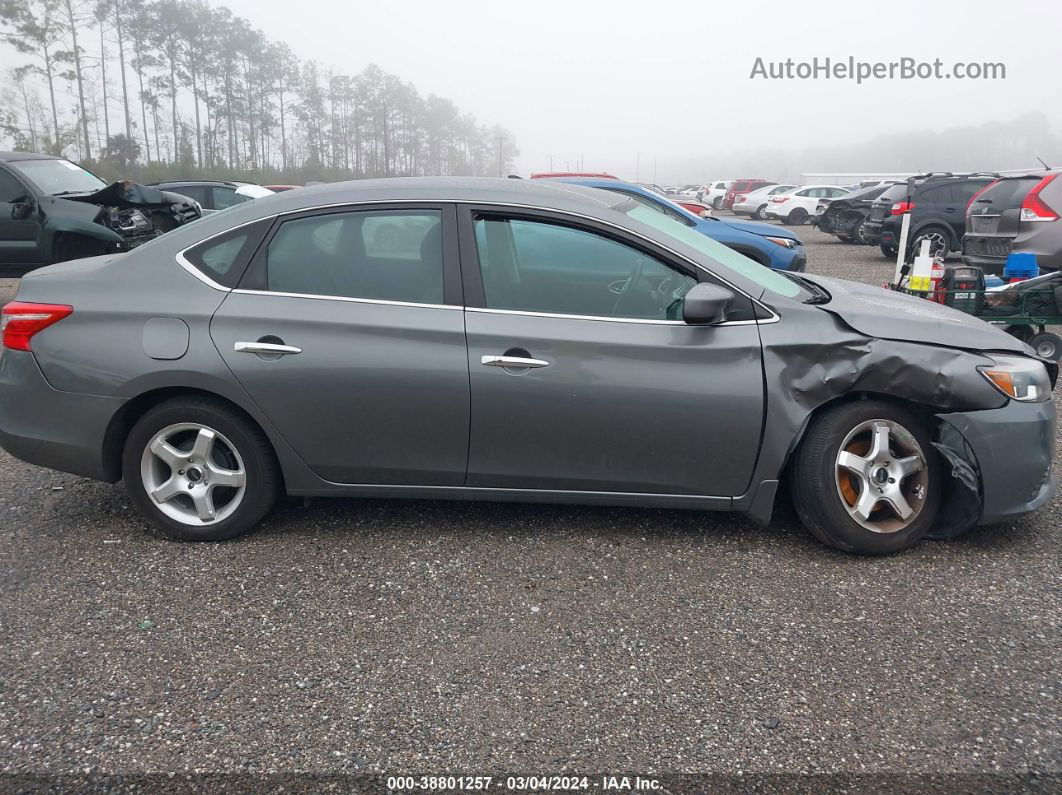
top-left (263, 209), bottom-right (444, 304)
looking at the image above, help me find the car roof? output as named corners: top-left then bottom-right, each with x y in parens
top-left (0, 151), bottom-right (65, 163)
top-left (150, 180), bottom-right (248, 187)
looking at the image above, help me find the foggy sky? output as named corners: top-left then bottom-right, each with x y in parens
top-left (6, 0), bottom-right (1061, 182)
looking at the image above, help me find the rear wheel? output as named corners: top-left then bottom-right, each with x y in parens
top-left (122, 397), bottom-right (280, 541)
top-left (909, 227), bottom-right (952, 259)
top-left (790, 401), bottom-right (941, 554)
top-left (787, 208), bottom-right (808, 225)
top-left (754, 204), bottom-right (768, 220)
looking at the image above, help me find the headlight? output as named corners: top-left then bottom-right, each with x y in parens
top-left (978, 355), bottom-right (1052, 402)
top-left (764, 236), bottom-right (798, 249)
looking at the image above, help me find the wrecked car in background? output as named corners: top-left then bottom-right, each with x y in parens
top-left (0, 178), bottom-right (1055, 555)
top-left (0, 152), bottom-right (201, 277)
top-left (815, 182), bottom-right (898, 244)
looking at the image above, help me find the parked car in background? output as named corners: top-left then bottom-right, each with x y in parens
top-left (149, 180), bottom-right (274, 215)
top-left (530, 172), bottom-right (617, 180)
top-left (732, 184), bottom-right (798, 220)
top-left (674, 198), bottom-right (713, 217)
top-left (724, 179), bottom-right (775, 210)
top-left (701, 180), bottom-right (732, 209)
top-left (764, 185), bottom-right (849, 225)
top-left (863, 173), bottom-right (998, 259)
top-left (2, 177), bottom-right (1053, 554)
top-left (548, 176), bottom-right (806, 271)
top-left (815, 183), bottom-right (899, 243)
top-left (0, 152), bottom-right (201, 277)
top-left (964, 172), bottom-right (1061, 275)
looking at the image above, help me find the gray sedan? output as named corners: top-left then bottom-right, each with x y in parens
top-left (0, 178), bottom-right (1055, 554)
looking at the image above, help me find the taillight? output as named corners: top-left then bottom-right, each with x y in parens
top-left (1020, 173), bottom-right (1060, 222)
top-left (772, 196), bottom-right (789, 203)
top-left (1, 302), bottom-right (73, 351)
top-left (890, 201), bottom-right (915, 215)
top-left (966, 181), bottom-right (996, 216)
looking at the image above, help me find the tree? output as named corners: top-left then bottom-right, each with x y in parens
top-left (59, 0), bottom-right (93, 158)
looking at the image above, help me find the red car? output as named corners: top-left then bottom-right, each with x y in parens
top-left (263, 184), bottom-right (300, 192)
top-left (724, 179), bottom-right (775, 210)
top-left (675, 199), bottom-right (712, 217)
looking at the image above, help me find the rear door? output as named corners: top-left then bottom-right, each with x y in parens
top-left (210, 203), bottom-right (470, 485)
top-left (459, 207), bottom-right (765, 498)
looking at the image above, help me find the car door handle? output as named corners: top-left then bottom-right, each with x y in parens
top-left (481, 355), bottom-right (550, 369)
top-left (234, 341), bottom-right (302, 355)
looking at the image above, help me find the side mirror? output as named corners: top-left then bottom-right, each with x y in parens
top-left (682, 283), bottom-right (734, 325)
top-left (11, 196), bottom-right (35, 220)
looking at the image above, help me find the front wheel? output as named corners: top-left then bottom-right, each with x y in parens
top-left (790, 401), bottom-right (941, 554)
top-left (122, 396), bottom-right (281, 541)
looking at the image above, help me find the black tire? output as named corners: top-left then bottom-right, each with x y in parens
top-left (880, 243), bottom-right (898, 258)
top-left (908, 227), bottom-right (952, 260)
top-left (122, 396), bottom-right (280, 541)
top-left (712, 197), bottom-right (723, 210)
top-left (1028, 331), bottom-right (1062, 361)
top-left (787, 208), bottom-right (808, 225)
top-left (789, 400), bottom-right (942, 555)
top-left (1005, 324), bottom-right (1035, 344)
top-left (52, 234), bottom-right (106, 264)
top-left (754, 204), bottom-right (768, 220)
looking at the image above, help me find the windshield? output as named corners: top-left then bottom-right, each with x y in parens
top-left (10, 158), bottom-right (108, 195)
top-left (972, 177), bottom-right (1040, 210)
top-left (619, 202), bottom-right (805, 299)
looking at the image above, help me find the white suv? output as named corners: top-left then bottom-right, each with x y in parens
top-left (764, 185), bottom-right (850, 225)
top-left (701, 181), bottom-right (732, 209)
top-left (732, 184), bottom-right (798, 220)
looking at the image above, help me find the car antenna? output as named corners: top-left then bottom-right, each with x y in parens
top-left (1036, 156), bottom-right (1051, 170)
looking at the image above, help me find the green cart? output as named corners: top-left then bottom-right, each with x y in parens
top-left (895, 284), bottom-right (1062, 361)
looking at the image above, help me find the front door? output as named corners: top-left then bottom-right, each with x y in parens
top-left (210, 204), bottom-right (470, 485)
top-left (0, 168), bottom-right (41, 268)
top-left (460, 210), bottom-right (765, 498)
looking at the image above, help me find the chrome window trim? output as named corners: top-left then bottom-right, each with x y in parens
top-left (173, 197), bottom-right (783, 324)
top-left (465, 306), bottom-right (774, 327)
top-left (231, 288), bottom-right (459, 311)
top-left (175, 216), bottom-right (272, 292)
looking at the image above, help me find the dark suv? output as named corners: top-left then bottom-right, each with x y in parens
top-left (0, 152), bottom-right (200, 277)
top-left (964, 172), bottom-right (1061, 275)
top-left (863, 173), bottom-right (998, 259)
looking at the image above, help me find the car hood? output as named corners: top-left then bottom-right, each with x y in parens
top-left (801, 274), bottom-right (1029, 353)
top-left (714, 216), bottom-right (799, 240)
top-left (64, 180), bottom-right (194, 209)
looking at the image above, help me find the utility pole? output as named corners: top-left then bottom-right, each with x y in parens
top-left (636, 152), bottom-right (640, 182)
top-left (495, 136), bottom-right (509, 176)
top-left (547, 154), bottom-right (555, 171)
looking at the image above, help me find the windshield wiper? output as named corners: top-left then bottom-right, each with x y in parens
top-left (781, 271), bottom-right (831, 304)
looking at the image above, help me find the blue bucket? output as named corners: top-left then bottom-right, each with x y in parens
top-left (1003, 252), bottom-right (1039, 282)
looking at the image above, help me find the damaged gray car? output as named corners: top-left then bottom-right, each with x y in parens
top-left (0, 152), bottom-right (201, 277)
top-left (0, 177), bottom-right (1055, 554)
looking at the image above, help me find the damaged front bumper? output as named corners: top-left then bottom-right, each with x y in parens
top-left (933, 398), bottom-right (1056, 535)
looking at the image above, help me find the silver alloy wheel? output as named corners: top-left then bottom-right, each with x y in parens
top-left (913, 231), bottom-right (948, 258)
top-left (140, 423), bottom-right (247, 526)
top-left (834, 419), bottom-right (929, 534)
top-left (755, 204), bottom-right (767, 220)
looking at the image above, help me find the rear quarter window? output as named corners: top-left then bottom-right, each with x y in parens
top-left (181, 219), bottom-right (271, 287)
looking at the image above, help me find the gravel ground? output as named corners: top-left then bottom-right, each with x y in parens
top-left (0, 224), bottom-right (1059, 781)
